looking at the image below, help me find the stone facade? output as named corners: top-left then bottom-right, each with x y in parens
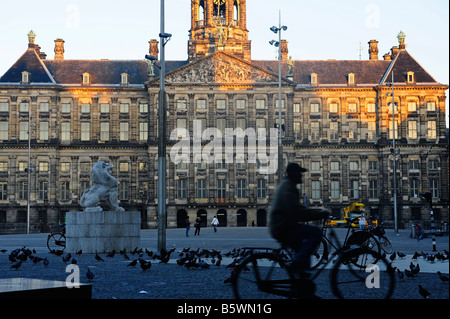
top-left (0, 0), bottom-right (448, 233)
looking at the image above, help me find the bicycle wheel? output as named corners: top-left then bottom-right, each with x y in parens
top-left (311, 237), bottom-right (328, 269)
top-left (331, 248), bottom-right (395, 299)
top-left (47, 233), bottom-right (66, 252)
top-left (232, 252), bottom-right (295, 299)
top-left (379, 236), bottom-right (393, 254)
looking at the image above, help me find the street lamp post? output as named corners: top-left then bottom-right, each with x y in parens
top-left (387, 72), bottom-right (398, 233)
top-left (270, 11), bottom-right (287, 183)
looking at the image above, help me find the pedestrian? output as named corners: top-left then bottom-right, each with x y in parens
top-left (185, 216), bottom-right (190, 237)
top-left (211, 216), bottom-right (219, 232)
top-left (194, 217), bottom-right (201, 236)
top-left (359, 214), bottom-right (366, 230)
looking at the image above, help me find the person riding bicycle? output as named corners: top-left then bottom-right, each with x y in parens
top-left (269, 162), bottom-right (329, 277)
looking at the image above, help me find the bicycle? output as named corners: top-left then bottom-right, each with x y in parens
top-left (311, 217), bottom-right (381, 269)
top-left (368, 223), bottom-right (393, 254)
top-left (231, 219), bottom-right (395, 299)
top-left (47, 224), bottom-right (66, 252)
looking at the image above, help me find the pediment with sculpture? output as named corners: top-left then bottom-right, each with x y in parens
top-left (164, 51), bottom-right (280, 85)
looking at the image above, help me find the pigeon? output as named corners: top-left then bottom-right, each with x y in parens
top-left (397, 251), bottom-right (406, 258)
top-left (418, 285), bottom-right (431, 299)
top-left (426, 255), bottom-right (435, 262)
top-left (86, 268), bottom-right (95, 281)
top-left (437, 271), bottom-right (449, 283)
top-left (43, 257), bottom-right (49, 266)
top-left (62, 253), bottom-right (72, 263)
top-left (1, 249), bottom-right (7, 253)
top-left (95, 253), bottom-right (104, 262)
top-left (10, 260), bottom-right (22, 270)
top-left (139, 259), bottom-right (152, 271)
top-left (412, 252), bottom-right (420, 260)
top-left (71, 258), bottom-right (77, 265)
top-left (106, 250), bottom-right (116, 258)
top-left (76, 249), bottom-right (83, 255)
top-left (396, 268), bottom-right (404, 280)
top-left (198, 260), bottom-right (210, 269)
top-left (127, 259), bottom-right (138, 267)
top-left (404, 269), bottom-right (414, 279)
top-left (389, 252), bottom-right (396, 262)
top-left (411, 263), bottom-right (420, 276)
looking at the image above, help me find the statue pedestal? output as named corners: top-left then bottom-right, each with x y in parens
top-left (66, 211), bottom-right (140, 253)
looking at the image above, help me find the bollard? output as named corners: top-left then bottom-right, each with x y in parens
top-left (430, 210), bottom-right (437, 252)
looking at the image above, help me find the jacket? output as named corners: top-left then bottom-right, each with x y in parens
top-left (269, 177), bottom-right (327, 240)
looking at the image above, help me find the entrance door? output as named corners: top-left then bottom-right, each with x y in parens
top-left (197, 209), bottom-right (207, 227)
top-left (217, 209), bottom-right (227, 227)
top-left (236, 209), bottom-right (247, 227)
top-left (177, 209), bottom-right (188, 228)
top-left (256, 209), bottom-right (267, 226)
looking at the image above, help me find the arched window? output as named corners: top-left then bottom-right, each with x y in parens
top-left (234, 1), bottom-right (240, 21)
top-left (199, 0), bottom-right (205, 21)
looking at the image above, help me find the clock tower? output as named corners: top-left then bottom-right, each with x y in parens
top-left (188, 0), bottom-right (251, 61)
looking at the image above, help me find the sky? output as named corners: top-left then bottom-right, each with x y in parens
top-left (0, 0), bottom-right (448, 125)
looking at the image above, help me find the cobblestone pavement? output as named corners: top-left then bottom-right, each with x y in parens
top-left (0, 227), bottom-right (448, 300)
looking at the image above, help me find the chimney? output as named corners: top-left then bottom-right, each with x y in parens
top-left (383, 53), bottom-right (391, 61)
top-left (149, 39), bottom-right (159, 59)
top-left (368, 40), bottom-right (379, 60)
top-left (280, 40), bottom-right (288, 61)
top-left (54, 38), bottom-right (65, 60)
top-left (390, 46), bottom-right (399, 59)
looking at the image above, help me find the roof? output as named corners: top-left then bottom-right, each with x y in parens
top-left (0, 46), bottom-right (443, 87)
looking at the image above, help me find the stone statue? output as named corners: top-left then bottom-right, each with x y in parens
top-left (80, 161), bottom-right (125, 213)
top-left (287, 56), bottom-right (295, 77)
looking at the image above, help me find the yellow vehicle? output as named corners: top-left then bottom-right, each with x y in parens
top-left (327, 203), bottom-right (378, 228)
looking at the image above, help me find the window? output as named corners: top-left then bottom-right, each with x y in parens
top-left (329, 103), bottom-right (338, 113)
top-left (177, 99), bottom-right (187, 110)
top-left (428, 160), bottom-right (438, 170)
top-left (217, 179), bottom-right (226, 198)
top-left (139, 122), bottom-right (148, 141)
top-left (0, 182), bottom-right (7, 200)
top-left (367, 103), bottom-right (376, 113)
top-left (61, 103), bottom-right (71, 113)
top-left (369, 180), bottom-right (378, 199)
top-left (39, 122), bottom-right (49, 140)
top-left (310, 73), bottom-right (317, 85)
top-left (61, 123), bottom-right (71, 141)
top-left (310, 103), bottom-right (320, 113)
top-left (368, 122), bottom-right (376, 140)
top-left (426, 102), bottom-right (436, 112)
top-left (19, 122), bottom-right (28, 140)
top-left (81, 104), bottom-right (90, 113)
top-left (39, 162), bottom-right (49, 172)
top-left (427, 121), bottom-right (436, 139)
top-left (0, 161), bottom-right (8, 172)
top-left (312, 181), bottom-right (321, 199)
top-left (100, 122), bottom-right (109, 141)
top-left (350, 180), bottom-right (359, 199)
top-left (216, 99), bottom-right (226, 110)
top-left (330, 181), bottom-right (340, 199)
top-left (0, 122), bottom-right (8, 140)
top-left (408, 121), bottom-right (417, 139)
top-left (330, 161), bottom-right (340, 171)
top-left (18, 182), bottom-right (28, 200)
top-left (349, 122), bottom-right (357, 140)
top-left (256, 118), bottom-right (266, 130)
top-left (119, 162), bottom-right (129, 172)
top-left (19, 161), bottom-right (28, 172)
top-left (21, 71), bottom-right (30, 84)
top-left (81, 122), bottom-right (90, 141)
top-left (329, 122), bottom-right (338, 140)
top-left (430, 179), bottom-right (439, 198)
top-left (410, 179), bottom-right (419, 198)
top-left (236, 118), bottom-right (246, 130)
top-left (0, 101), bottom-right (9, 112)
top-left (275, 99), bottom-right (285, 109)
top-left (177, 179), bottom-right (186, 199)
top-left (257, 179), bottom-right (266, 198)
top-left (39, 102), bottom-right (49, 112)
top-left (369, 161), bottom-right (378, 170)
top-left (389, 121), bottom-right (398, 139)
top-left (139, 103), bottom-right (148, 113)
top-left (20, 102), bottom-right (29, 112)
top-left (348, 73), bottom-right (355, 85)
top-left (406, 71), bottom-right (414, 83)
top-left (60, 182), bottom-right (70, 201)
top-left (349, 161), bottom-right (359, 171)
top-left (197, 179), bottom-right (206, 198)
top-left (311, 122), bottom-right (319, 141)
top-left (39, 181), bottom-right (48, 200)
top-left (293, 122), bottom-right (300, 135)
top-left (120, 103), bottom-right (129, 113)
top-left (196, 99), bottom-right (206, 109)
top-left (121, 73), bottom-right (129, 86)
top-left (120, 122), bottom-right (129, 141)
top-left (311, 161), bottom-right (320, 171)
top-left (100, 103), bottom-right (110, 113)
top-left (408, 102), bottom-right (417, 112)
top-left (348, 103), bottom-right (357, 113)
top-left (176, 119), bottom-right (188, 138)
top-left (61, 162), bottom-right (70, 172)
top-left (119, 182), bottom-right (128, 200)
top-left (216, 119), bottom-right (226, 135)
top-left (236, 99), bottom-right (246, 109)
top-left (409, 160), bottom-right (419, 170)
top-left (256, 99), bottom-right (265, 110)
top-left (293, 103), bottom-right (301, 113)
top-left (138, 162), bottom-right (148, 171)
top-left (237, 179), bottom-right (246, 198)
top-left (82, 73), bottom-right (90, 85)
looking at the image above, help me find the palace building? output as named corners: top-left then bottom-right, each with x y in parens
top-left (0, 0), bottom-right (448, 233)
